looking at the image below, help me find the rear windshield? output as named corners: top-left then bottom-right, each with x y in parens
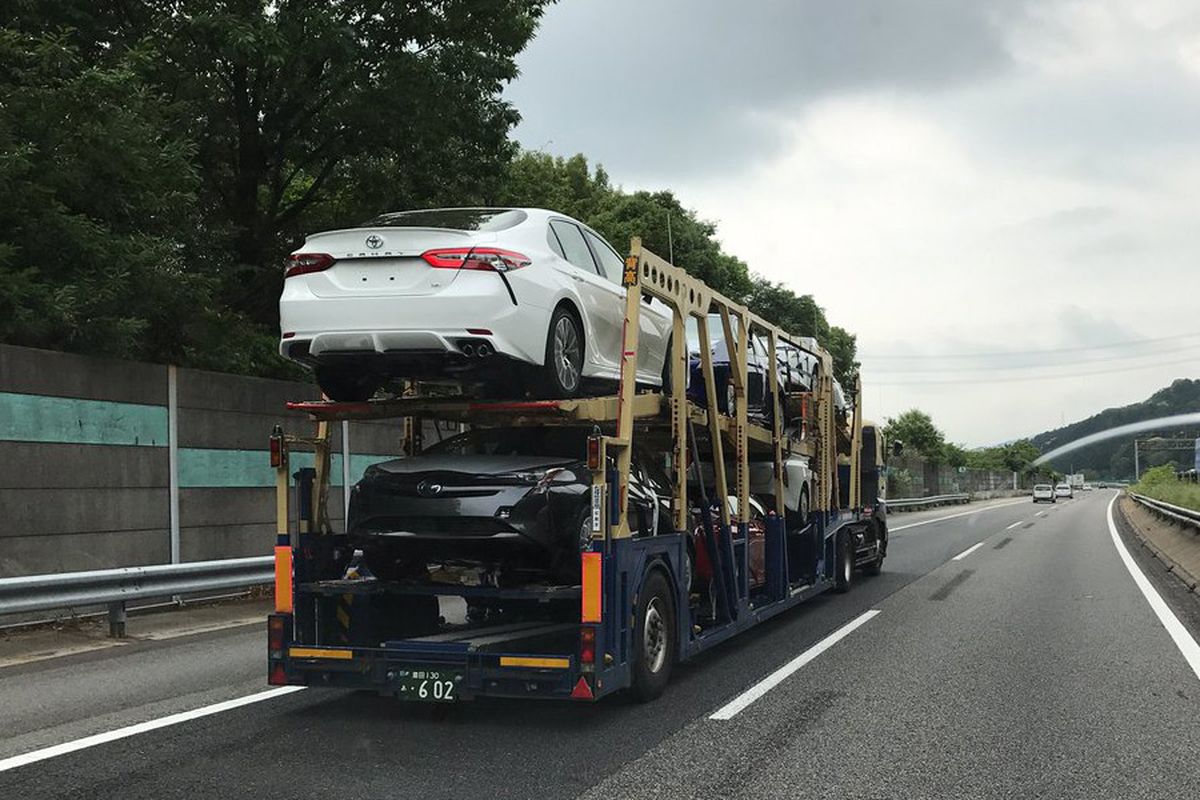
top-left (1034, 484), bottom-right (1051, 490)
top-left (358, 208), bottom-right (527, 231)
top-left (424, 427), bottom-right (588, 459)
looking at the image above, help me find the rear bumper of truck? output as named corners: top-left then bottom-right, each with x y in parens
top-left (268, 615), bottom-right (600, 702)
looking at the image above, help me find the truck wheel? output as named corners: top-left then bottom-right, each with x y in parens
top-left (863, 525), bottom-right (885, 577)
top-left (632, 570), bottom-right (676, 701)
top-left (834, 531), bottom-right (853, 593)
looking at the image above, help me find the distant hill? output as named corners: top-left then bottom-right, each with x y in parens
top-left (1030, 378), bottom-right (1200, 480)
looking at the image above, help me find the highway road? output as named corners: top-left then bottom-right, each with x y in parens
top-left (3, 491), bottom-right (1199, 798)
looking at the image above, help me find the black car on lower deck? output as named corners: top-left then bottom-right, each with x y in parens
top-left (348, 426), bottom-right (672, 583)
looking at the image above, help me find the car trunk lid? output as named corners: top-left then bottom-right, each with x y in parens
top-left (301, 227), bottom-right (497, 298)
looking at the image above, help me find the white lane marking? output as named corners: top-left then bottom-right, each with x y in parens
top-left (1036, 511), bottom-right (1047, 517)
top-left (889, 499), bottom-right (1028, 532)
top-left (1106, 495), bottom-right (1200, 681)
top-left (0, 686), bottom-right (306, 773)
top-left (1006, 521), bottom-right (1023, 530)
top-left (952, 542), bottom-right (986, 561)
top-left (709, 610), bottom-right (880, 720)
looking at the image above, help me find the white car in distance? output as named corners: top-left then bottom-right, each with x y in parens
top-left (279, 208), bottom-right (673, 401)
top-left (1032, 484), bottom-right (1056, 503)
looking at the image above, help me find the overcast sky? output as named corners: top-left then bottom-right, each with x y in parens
top-left (506, 0), bottom-right (1200, 447)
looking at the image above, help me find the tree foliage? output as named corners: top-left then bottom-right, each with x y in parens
top-left (496, 152), bottom-right (860, 384)
top-left (0, 28), bottom-right (215, 364)
top-left (884, 409), bottom-right (947, 463)
top-left (0, 5), bottom-right (862, 385)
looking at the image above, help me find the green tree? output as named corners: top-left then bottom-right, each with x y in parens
top-left (0, 1), bottom-right (550, 374)
top-left (0, 29), bottom-right (216, 364)
top-left (127, 0), bottom-right (552, 326)
top-left (943, 442), bottom-right (969, 468)
top-left (884, 409), bottom-right (947, 463)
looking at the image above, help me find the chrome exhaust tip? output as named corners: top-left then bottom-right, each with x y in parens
top-left (460, 343), bottom-right (475, 357)
top-left (476, 342), bottom-right (492, 357)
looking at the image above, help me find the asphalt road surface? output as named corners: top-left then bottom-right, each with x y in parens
top-left (3, 491), bottom-right (1199, 799)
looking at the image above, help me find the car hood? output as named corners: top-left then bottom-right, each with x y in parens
top-left (366, 453), bottom-right (582, 478)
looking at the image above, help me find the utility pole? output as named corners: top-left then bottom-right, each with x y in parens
top-left (1133, 439), bottom-right (1139, 482)
top-left (666, 211), bottom-right (674, 264)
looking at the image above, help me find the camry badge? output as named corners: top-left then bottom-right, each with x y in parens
top-left (365, 234), bottom-right (384, 249)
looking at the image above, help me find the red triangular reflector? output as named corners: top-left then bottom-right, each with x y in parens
top-left (570, 676), bottom-right (594, 700)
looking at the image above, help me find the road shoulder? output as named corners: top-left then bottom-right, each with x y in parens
top-left (1114, 493), bottom-right (1200, 642)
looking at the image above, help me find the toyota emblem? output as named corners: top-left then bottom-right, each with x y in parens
top-left (365, 234), bottom-right (384, 250)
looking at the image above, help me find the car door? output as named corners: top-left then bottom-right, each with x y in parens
top-left (548, 220), bottom-right (621, 376)
top-left (582, 228), bottom-right (671, 383)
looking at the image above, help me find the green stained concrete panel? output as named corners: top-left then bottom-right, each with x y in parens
top-left (0, 392), bottom-right (167, 446)
top-left (178, 448), bottom-right (404, 488)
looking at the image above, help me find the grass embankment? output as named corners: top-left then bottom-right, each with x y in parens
top-left (1131, 465), bottom-right (1200, 512)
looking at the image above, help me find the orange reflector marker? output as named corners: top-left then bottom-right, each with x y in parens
top-left (288, 647), bottom-right (353, 660)
top-left (499, 656), bottom-right (571, 669)
top-left (581, 552), bottom-right (602, 623)
top-left (571, 676), bottom-right (595, 700)
top-left (274, 546), bottom-right (293, 613)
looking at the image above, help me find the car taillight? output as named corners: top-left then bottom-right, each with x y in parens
top-left (421, 248), bottom-right (531, 272)
top-left (284, 253), bottom-right (335, 278)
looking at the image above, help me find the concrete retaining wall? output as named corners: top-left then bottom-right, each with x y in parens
top-left (0, 344), bottom-right (411, 578)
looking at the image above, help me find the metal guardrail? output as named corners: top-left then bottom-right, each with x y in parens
top-left (885, 493), bottom-right (970, 510)
top-left (1128, 492), bottom-right (1200, 530)
top-left (0, 556), bottom-right (273, 636)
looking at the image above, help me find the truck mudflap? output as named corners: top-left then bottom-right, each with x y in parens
top-left (271, 621), bottom-right (587, 701)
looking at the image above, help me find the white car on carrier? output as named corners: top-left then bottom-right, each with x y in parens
top-left (279, 208), bottom-right (673, 401)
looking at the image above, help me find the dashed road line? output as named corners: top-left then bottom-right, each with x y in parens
top-left (709, 610), bottom-right (881, 720)
top-left (952, 542), bottom-right (986, 561)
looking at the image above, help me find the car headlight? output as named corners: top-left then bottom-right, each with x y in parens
top-left (579, 510), bottom-right (593, 550)
top-left (500, 468), bottom-right (567, 494)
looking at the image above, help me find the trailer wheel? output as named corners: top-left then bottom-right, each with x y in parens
top-left (834, 531), bottom-right (853, 593)
top-left (632, 570), bottom-right (676, 701)
top-left (863, 524), bottom-right (885, 577)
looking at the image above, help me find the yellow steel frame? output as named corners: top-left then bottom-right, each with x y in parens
top-left (279, 238), bottom-right (859, 550)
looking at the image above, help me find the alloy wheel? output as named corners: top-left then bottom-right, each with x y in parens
top-left (553, 316), bottom-right (582, 393)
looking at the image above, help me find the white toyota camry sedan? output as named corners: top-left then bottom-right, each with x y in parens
top-left (279, 208), bottom-right (673, 400)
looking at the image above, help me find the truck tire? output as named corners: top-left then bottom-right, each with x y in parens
top-left (863, 524), bottom-right (885, 577)
top-left (834, 531), bottom-right (853, 593)
top-left (632, 570), bottom-right (676, 701)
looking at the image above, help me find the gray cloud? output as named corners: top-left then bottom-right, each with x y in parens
top-left (507, 0), bottom-right (1025, 178)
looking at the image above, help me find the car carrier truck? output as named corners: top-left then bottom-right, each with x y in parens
top-left (266, 238), bottom-right (890, 702)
